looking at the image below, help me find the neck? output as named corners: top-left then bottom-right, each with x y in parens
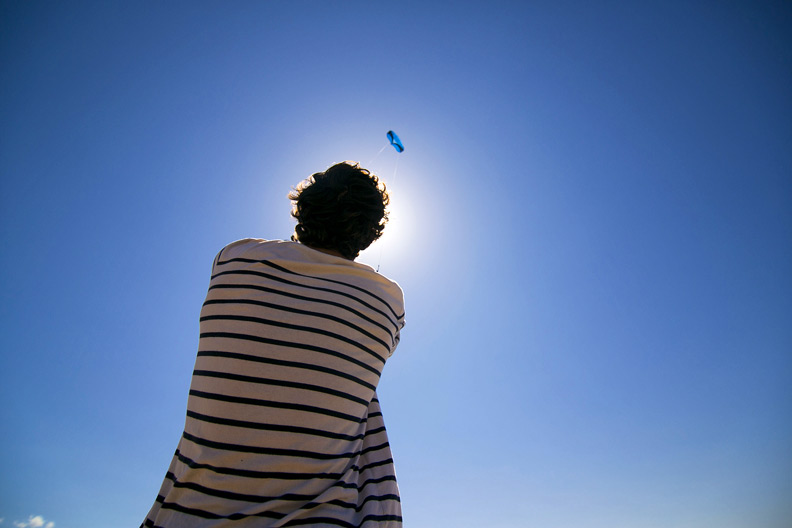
top-left (305, 245), bottom-right (353, 260)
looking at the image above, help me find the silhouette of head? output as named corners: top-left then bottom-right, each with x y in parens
top-left (290, 161), bottom-right (389, 260)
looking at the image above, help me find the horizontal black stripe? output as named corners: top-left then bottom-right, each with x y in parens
top-left (189, 389), bottom-right (364, 423)
top-left (199, 330), bottom-right (382, 377)
top-left (193, 369), bottom-right (370, 406)
top-left (174, 450), bottom-right (345, 481)
top-left (203, 297), bottom-right (391, 351)
top-left (166, 471), bottom-right (350, 505)
top-left (175, 442), bottom-right (394, 483)
top-left (355, 494), bottom-right (401, 510)
top-left (197, 350), bottom-right (376, 391)
top-left (175, 451), bottom-right (394, 487)
top-left (283, 514), bottom-right (403, 527)
top-left (331, 474), bottom-right (398, 492)
top-left (157, 501), bottom-right (400, 528)
top-left (208, 282), bottom-right (396, 342)
top-left (294, 494), bottom-right (399, 516)
top-left (257, 258), bottom-right (404, 320)
top-left (358, 475), bottom-right (398, 491)
top-left (212, 268), bottom-right (400, 332)
top-left (200, 313), bottom-right (386, 363)
top-left (186, 409), bottom-right (366, 441)
top-left (363, 426), bottom-right (386, 437)
top-left (360, 441), bottom-right (391, 457)
top-left (358, 458), bottom-right (395, 474)
top-left (215, 258), bottom-right (403, 327)
top-left (183, 431), bottom-right (360, 460)
top-left (158, 499), bottom-right (284, 521)
top-left (167, 472), bottom-right (394, 514)
top-left (361, 515), bottom-right (404, 525)
top-left (174, 450), bottom-right (390, 487)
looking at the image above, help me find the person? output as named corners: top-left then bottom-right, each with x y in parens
top-left (141, 162), bottom-right (405, 527)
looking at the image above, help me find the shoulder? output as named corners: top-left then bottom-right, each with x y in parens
top-left (214, 238), bottom-right (405, 316)
top-left (214, 238), bottom-right (287, 262)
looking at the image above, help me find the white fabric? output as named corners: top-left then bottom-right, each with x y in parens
top-left (142, 239), bottom-right (405, 528)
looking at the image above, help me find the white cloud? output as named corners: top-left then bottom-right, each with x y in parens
top-left (12, 517), bottom-right (53, 528)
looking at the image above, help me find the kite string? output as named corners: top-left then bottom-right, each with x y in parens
top-left (376, 156), bottom-right (399, 273)
top-left (366, 145), bottom-right (387, 168)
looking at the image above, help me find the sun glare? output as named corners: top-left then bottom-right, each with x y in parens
top-left (359, 184), bottom-right (414, 271)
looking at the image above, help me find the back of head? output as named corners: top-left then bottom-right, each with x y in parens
top-left (289, 161), bottom-right (389, 260)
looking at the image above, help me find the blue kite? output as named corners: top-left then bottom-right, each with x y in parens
top-left (387, 130), bottom-right (404, 153)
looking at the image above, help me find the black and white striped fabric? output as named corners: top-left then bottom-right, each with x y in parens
top-left (142, 239), bottom-right (405, 527)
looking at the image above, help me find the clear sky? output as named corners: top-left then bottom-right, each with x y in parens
top-left (1, 2), bottom-right (790, 527)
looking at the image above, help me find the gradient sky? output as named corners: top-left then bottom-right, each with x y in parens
top-left (1, 2), bottom-right (791, 527)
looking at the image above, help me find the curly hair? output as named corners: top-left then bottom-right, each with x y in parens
top-left (289, 161), bottom-right (389, 260)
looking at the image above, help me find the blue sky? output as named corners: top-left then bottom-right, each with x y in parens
top-left (1, 1), bottom-right (790, 527)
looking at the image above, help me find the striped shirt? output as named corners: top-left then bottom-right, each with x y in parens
top-left (142, 239), bottom-right (405, 528)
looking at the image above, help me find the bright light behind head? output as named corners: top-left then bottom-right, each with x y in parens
top-left (358, 176), bottom-right (415, 273)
